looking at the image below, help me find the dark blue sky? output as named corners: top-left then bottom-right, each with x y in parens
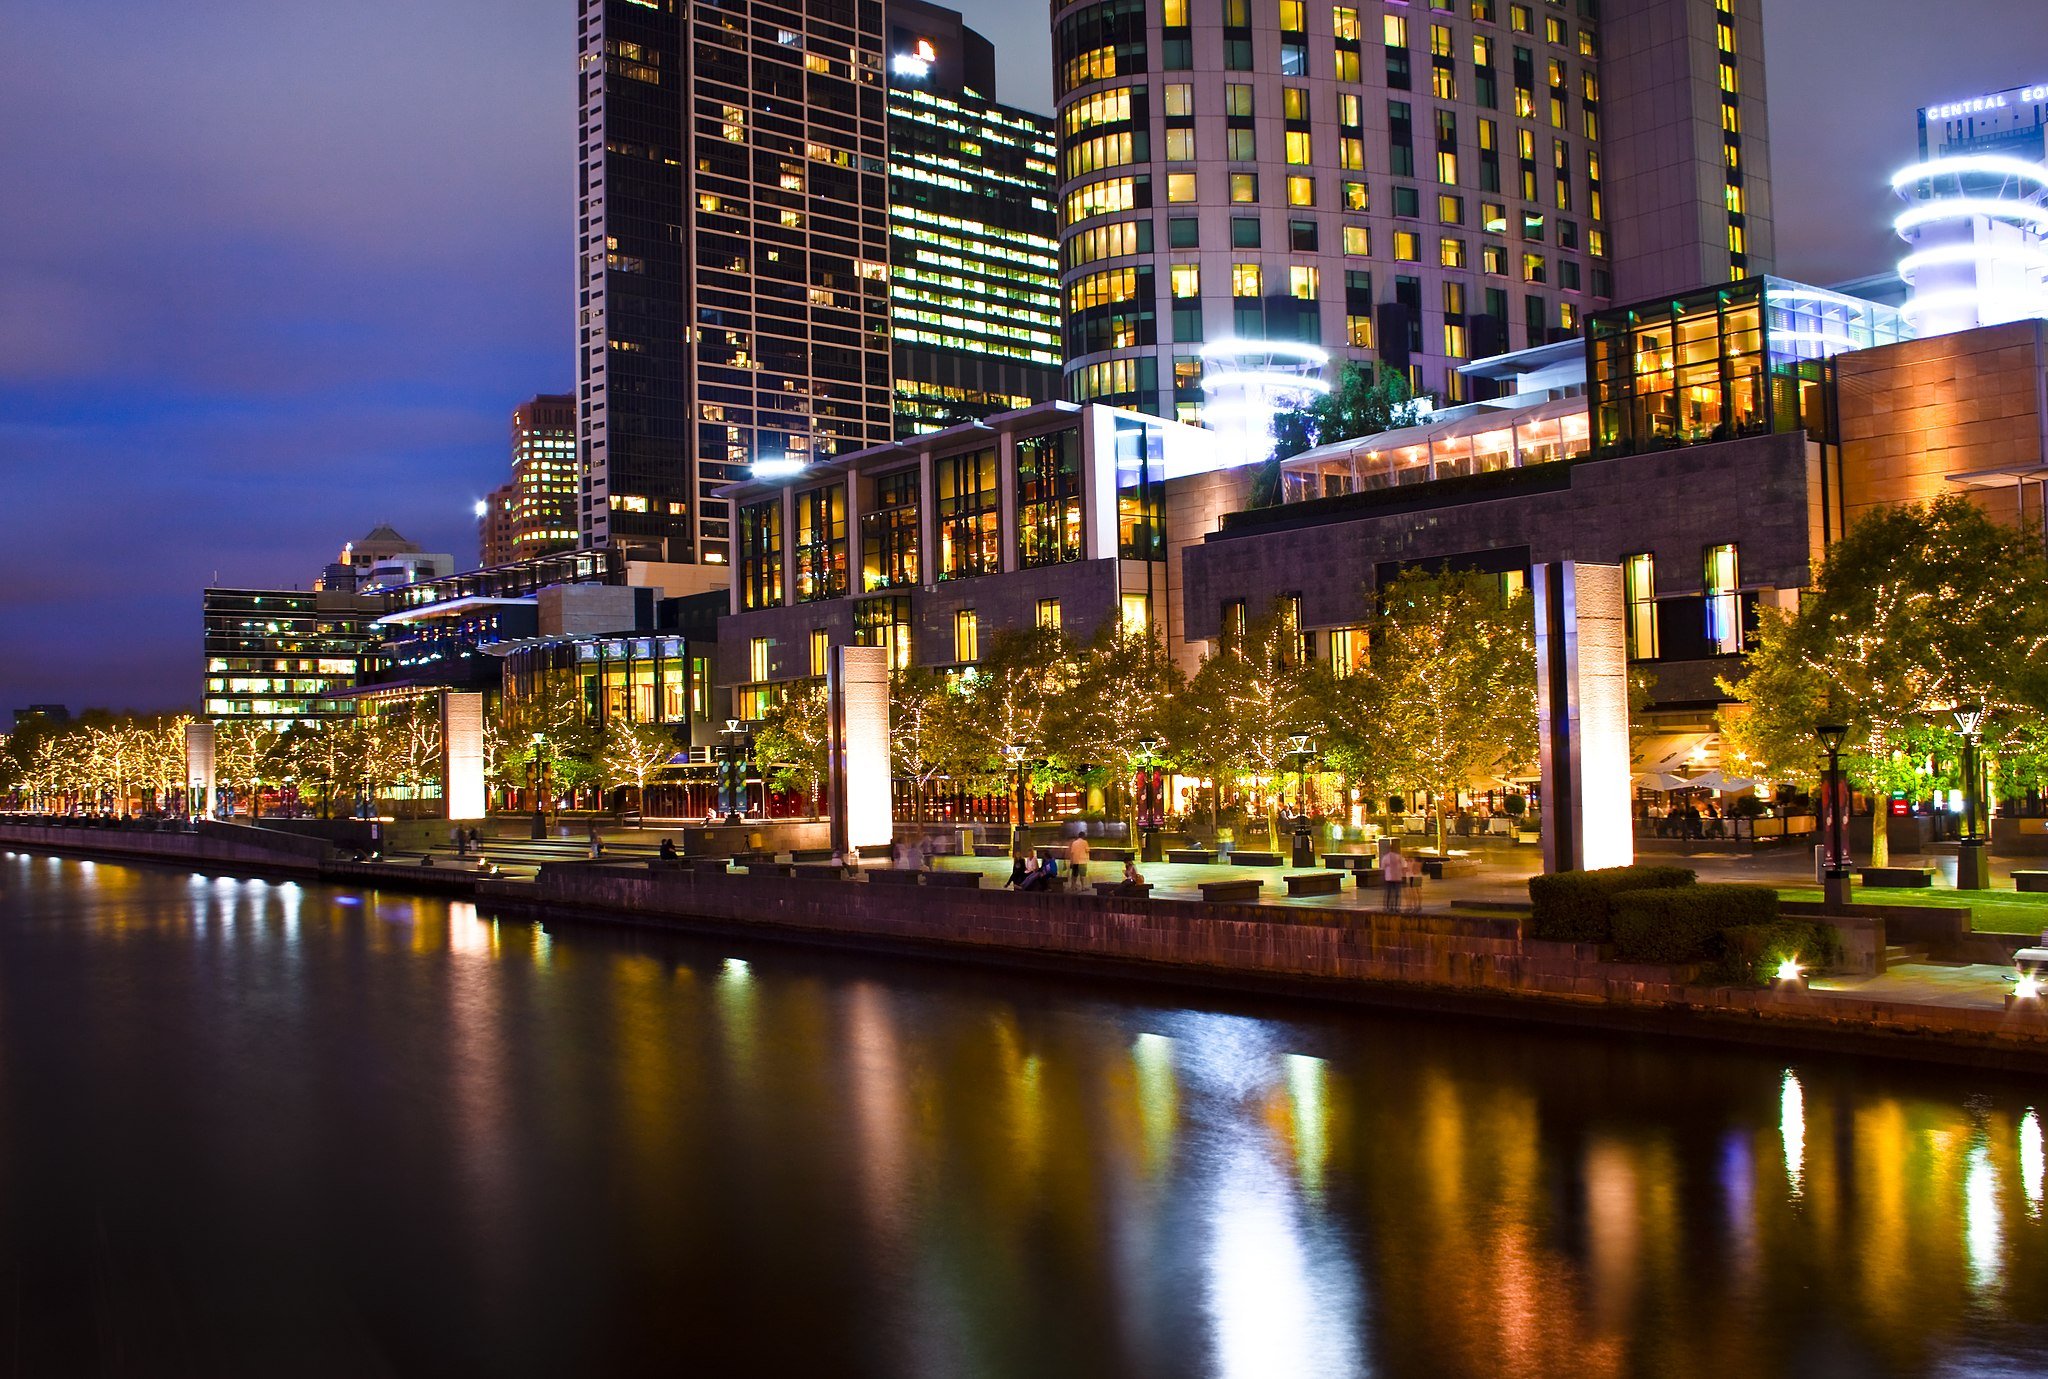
top-left (4, 0), bottom-right (2045, 724)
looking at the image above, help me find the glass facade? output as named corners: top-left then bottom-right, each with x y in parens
top-left (1015, 428), bottom-right (1084, 567)
top-left (792, 483), bottom-right (848, 603)
top-left (862, 467), bottom-right (922, 591)
top-left (936, 446), bottom-right (1001, 578)
top-left (201, 589), bottom-right (383, 724)
top-left (503, 637), bottom-right (694, 726)
top-left (1589, 277), bottom-right (1909, 460)
top-left (738, 500), bottom-right (783, 612)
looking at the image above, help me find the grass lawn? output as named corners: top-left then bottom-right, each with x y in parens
top-left (1777, 885), bottom-right (2048, 936)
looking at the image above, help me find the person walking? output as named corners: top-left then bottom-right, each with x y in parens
top-left (1067, 832), bottom-right (1091, 885)
top-left (1380, 842), bottom-right (1407, 911)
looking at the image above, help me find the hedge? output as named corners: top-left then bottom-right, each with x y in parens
top-left (1610, 884), bottom-right (1780, 965)
top-left (1527, 865), bottom-right (1698, 943)
top-left (1718, 919), bottom-right (1844, 986)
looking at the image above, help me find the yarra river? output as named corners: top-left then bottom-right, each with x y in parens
top-left (2, 855), bottom-right (2046, 1377)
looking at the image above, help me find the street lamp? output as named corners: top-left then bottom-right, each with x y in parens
top-left (1003, 741), bottom-right (1032, 849)
top-left (1288, 732), bottom-right (1317, 868)
top-left (1137, 736), bottom-right (1164, 863)
top-left (1815, 722), bottom-right (1850, 909)
top-left (1952, 702), bottom-right (1989, 890)
top-left (718, 719), bottom-right (751, 826)
top-left (529, 731), bottom-right (548, 839)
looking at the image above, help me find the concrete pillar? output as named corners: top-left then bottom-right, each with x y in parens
top-left (828, 644), bottom-right (892, 858)
top-left (1534, 561), bottom-right (1634, 874)
top-left (442, 691), bottom-right (486, 821)
top-left (184, 721), bottom-right (217, 819)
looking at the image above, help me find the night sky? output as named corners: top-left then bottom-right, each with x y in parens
top-left (3, 0), bottom-right (2045, 725)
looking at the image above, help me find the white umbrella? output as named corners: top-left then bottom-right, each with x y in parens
top-left (1633, 771), bottom-right (1687, 791)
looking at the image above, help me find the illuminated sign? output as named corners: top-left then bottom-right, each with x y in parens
top-left (1927, 82), bottom-right (2048, 121)
top-left (891, 38), bottom-right (936, 79)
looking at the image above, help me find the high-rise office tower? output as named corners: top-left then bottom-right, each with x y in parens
top-left (883, 0), bottom-right (1063, 434)
top-left (1599, 0), bottom-right (1774, 302)
top-left (576, 0), bottom-right (894, 566)
top-left (1048, 0), bottom-right (1774, 421)
top-left (479, 483), bottom-right (519, 568)
top-left (507, 394), bottom-right (581, 562)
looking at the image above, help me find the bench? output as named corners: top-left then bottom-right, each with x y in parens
top-left (1229, 851), bottom-right (1284, 867)
top-left (975, 844), bottom-right (1015, 857)
top-left (855, 843), bottom-right (893, 861)
top-left (1198, 878), bottom-right (1263, 903)
top-left (1166, 849), bottom-right (1217, 865)
top-left (1087, 846), bottom-right (1135, 862)
top-left (1093, 882), bottom-right (1155, 898)
top-left (1322, 852), bottom-right (1378, 872)
top-left (2013, 945), bottom-right (2048, 971)
top-left (690, 857), bottom-right (732, 875)
top-left (646, 859), bottom-right (689, 873)
top-left (792, 862), bottom-right (852, 880)
top-left (868, 868), bottom-right (924, 885)
top-left (2014, 871), bottom-right (2048, 894)
top-left (923, 870), bottom-right (983, 889)
top-left (742, 861), bottom-right (795, 877)
top-left (790, 848), bottom-right (837, 863)
top-left (1861, 866), bottom-right (1934, 888)
top-left (1283, 871), bottom-right (1346, 897)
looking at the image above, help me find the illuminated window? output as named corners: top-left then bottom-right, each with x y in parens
top-left (1704, 544), bottom-right (1741, 654)
top-left (809, 628), bottom-right (829, 677)
top-left (1286, 175), bottom-right (1314, 206)
top-left (1163, 82), bottom-right (1193, 117)
top-left (1393, 231), bottom-right (1420, 261)
top-left (1332, 5), bottom-right (1360, 40)
top-left (1285, 130), bottom-right (1312, 165)
top-left (1444, 322), bottom-right (1467, 357)
top-left (1166, 127), bottom-right (1196, 160)
top-left (1036, 599), bottom-right (1063, 631)
top-left (1440, 236), bottom-right (1466, 267)
top-left (1226, 83), bottom-right (1254, 117)
top-left (1232, 263), bottom-right (1262, 296)
top-left (1522, 252), bottom-right (1546, 283)
top-left (1290, 265), bottom-right (1320, 299)
top-left (1230, 172), bottom-right (1259, 202)
top-left (749, 638), bottom-right (771, 682)
top-left (953, 609), bottom-right (979, 664)
top-left (1384, 14), bottom-right (1407, 45)
top-left (1342, 180), bottom-right (1368, 211)
top-left (1167, 172), bottom-right (1197, 202)
top-left (1343, 225), bottom-right (1371, 255)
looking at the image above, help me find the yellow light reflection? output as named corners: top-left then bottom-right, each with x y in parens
top-left (1285, 1053), bottom-right (1328, 1197)
top-left (1133, 1033), bottom-right (1177, 1177)
top-left (2024, 1109), bottom-right (2044, 1218)
top-left (1965, 1141), bottom-right (2003, 1295)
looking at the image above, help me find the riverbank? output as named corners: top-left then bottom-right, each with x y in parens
top-left (475, 861), bottom-right (2048, 1075)
top-left (9, 820), bottom-right (2047, 1073)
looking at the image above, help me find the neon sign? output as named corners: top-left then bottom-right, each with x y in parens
top-left (1927, 82), bottom-right (2048, 121)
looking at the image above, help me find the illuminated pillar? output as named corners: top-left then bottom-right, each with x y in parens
top-left (442, 691), bottom-right (486, 821)
top-left (1534, 561), bottom-right (1634, 873)
top-left (184, 721), bottom-right (216, 818)
top-left (829, 644), bottom-right (892, 857)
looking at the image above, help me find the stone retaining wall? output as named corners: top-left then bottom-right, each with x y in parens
top-left (480, 864), bottom-right (2048, 1069)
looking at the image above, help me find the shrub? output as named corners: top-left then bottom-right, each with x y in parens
top-left (1526, 865), bottom-right (1698, 943)
top-left (1610, 884), bottom-right (1779, 965)
top-left (1501, 794), bottom-right (1527, 818)
top-left (1717, 919), bottom-right (1844, 985)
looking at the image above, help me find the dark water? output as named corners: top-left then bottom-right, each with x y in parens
top-left (2, 856), bottom-right (2047, 1379)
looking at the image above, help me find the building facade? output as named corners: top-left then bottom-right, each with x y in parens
top-left (505, 394), bottom-right (581, 563)
top-left (716, 400), bottom-right (1227, 715)
top-left (576, 0), bottom-right (895, 566)
top-left (479, 483), bottom-right (518, 569)
top-left (201, 588), bottom-right (385, 725)
top-left (1047, 0), bottom-right (1774, 422)
top-left (884, 0), bottom-right (1064, 434)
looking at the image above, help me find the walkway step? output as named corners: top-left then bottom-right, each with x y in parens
top-left (1884, 944), bottom-right (1929, 968)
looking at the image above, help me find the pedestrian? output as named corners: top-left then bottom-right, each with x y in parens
top-left (589, 823), bottom-right (604, 859)
top-left (1006, 849), bottom-right (1031, 889)
top-left (1113, 859), bottom-right (1147, 896)
top-left (1381, 842), bottom-right (1407, 911)
top-left (658, 837), bottom-right (679, 861)
top-left (1067, 831), bottom-right (1090, 885)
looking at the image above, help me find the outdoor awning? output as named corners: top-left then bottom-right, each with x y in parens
top-left (1633, 732), bottom-right (1717, 774)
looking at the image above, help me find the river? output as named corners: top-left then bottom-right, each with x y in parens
top-left (2, 853), bottom-right (2044, 1377)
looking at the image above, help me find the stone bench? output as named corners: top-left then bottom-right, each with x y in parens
top-left (974, 844), bottom-right (1014, 857)
top-left (855, 843), bottom-right (894, 861)
top-left (1321, 852), bottom-right (1378, 872)
top-left (2014, 945), bottom-right (2048, 970)
top-left (2014, 871), bottom-right (2048, 894)
top-left (1166, 849), bottom-right (1216, 865)
top-left (1198, 878), bottom-right (1263, 903)
top-left (789, 848), bottom-right (837, 863)
top-left (690, 858), bottom-right (732, 875)
top-left (869, 868), bottom-right (923, 886)
top-left (1284, 871), bottom-right (1346, 897)
top-left (646, 859), bottom-right (689, 874)
top-left (792, 862), bottom-right (852, 880)
top-left (1087, 846), bottom-right (1135, 862)
top-left (1092, 882), bottom-right (1154, 899)
top-left (1228, 851), bottom-right (1284, 867)
top-left (1861, 866), bottom-right (1934, 888)
top-left (741, 861), bottom-right (795, 877)
top-left (923, 870), bottom-right (983, 889)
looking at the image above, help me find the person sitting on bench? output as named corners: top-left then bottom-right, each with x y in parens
top-left (1019, 855), bottom-right (1060, 891)
top-left (1111, 860), bottom-right (1147, 896)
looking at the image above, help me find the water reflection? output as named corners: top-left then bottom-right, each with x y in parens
top-left (0, 857), bottom-right (2046, 1378)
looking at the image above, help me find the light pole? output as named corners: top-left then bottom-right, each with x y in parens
top-left (1137, 736), bottom-right (1163, 863)
top-left (719, 719), bottom-right (750, 826)
top-left (1953, 703), bottom-right (1989, 890)
top-left (1289, 733), bottom-right (1317, 868)
top-left (1003, 741), bottom-right (1032, 849)
top-left (1816, 722), bottom-right (1850, 910)
top-left (529, 732), bottom-right (548, 839)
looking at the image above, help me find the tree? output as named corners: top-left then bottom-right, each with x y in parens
top-left (502, 679), bottom-right (603, 809)
top-left (891, 666), bottom-right (979, 822)
top-left (1256, 363), bottom-right (1423, 505)
top-left (752, 683), bottom-right (829, 810)
top-left (283, 719), bottom-right (364, 818)
top-left (214, 720), bottom-right (285, 819)
top-left (1050, 621), bottom-right (1185, 832)
top-left (1362, 570), bottom-right (1538, 857)
top-left (1719, 496), bottom-right (2048, 866)
top-left (953, 625), bottom-right (1079, 798)
top-left (1169, 601), bottom-right (1323, 846)
top-left (602, 719), bottom-right (683, 808)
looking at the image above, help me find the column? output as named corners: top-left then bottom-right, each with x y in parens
top-left (828, 644), bottom-right (892, 857)
top-left (1533, 561), bottom-right (1634, 874)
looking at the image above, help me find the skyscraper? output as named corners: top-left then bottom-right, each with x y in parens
top-left (1048, 0), bottom-right (1775, 421)
top-left (507, 393), bottom-right (581, 562)
top-left (576, 0), bottom-right (895, 566)
top-left (479, 483), bottom-right (518, 568)
top-left (883, 0), bottom-right (1063, 434)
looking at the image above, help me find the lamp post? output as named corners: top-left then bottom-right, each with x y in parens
top-left (1137, 736), bottom-right (1164, 863)
top-left (529, 732), bottom-right (548, 839)
top-left (1289, 733), bottom-right (1317, 868)
top-left (1816, 723), bottom-right (1850, 910)
top-left (1003, 741), bottom-right (1032, 849)
top-left (1953, 703), bottom-right (1989, 890)
top-left (719, 719), bottom-right (751, 826)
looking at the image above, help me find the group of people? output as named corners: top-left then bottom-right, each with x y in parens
top-left (1645, 799), bottom-right (1729, 840)
top-left (1005, 833), bottom-right (1147, 895)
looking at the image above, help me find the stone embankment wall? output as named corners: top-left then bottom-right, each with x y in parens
top-left (0, 820), bottom-right (332, 877)
top-left (483, 864), bottom-right (2048, 1070)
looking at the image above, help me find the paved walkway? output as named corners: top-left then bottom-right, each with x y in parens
top-left (1811, 963), bottom-right (2025, 1012)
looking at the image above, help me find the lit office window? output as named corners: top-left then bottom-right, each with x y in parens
top-left (954, 609), bottom-right (980, 664)
top-left (1704, 545), bottom-right (1742, 654)
top-left (1623, 554), bottom-right (1658, 660)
